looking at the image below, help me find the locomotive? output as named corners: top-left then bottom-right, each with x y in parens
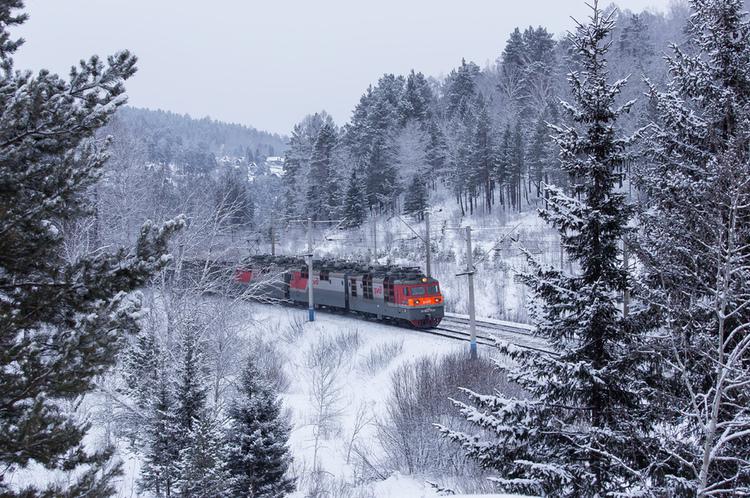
top-left (234, 255), bottom-right (444, 328)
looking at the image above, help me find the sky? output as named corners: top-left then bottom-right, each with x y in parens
top-left (14, 0), bottom-right (674, 135)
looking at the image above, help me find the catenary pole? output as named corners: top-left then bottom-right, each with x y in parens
top-left (425, 210), bottom-right (432, 278)
top-left (465, 226), bottom-right (477, 359)
top-left (270, 225), bottom-right (276, 256)
top-left (372, 210), bottom-right (377, 257)
top-left (622, 238), bottom-right (629, 318)
top-left (307, 217), bottom-right (315, 321)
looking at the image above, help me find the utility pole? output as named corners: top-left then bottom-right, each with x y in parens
top-left (465, 226), bottom-right (477, 359)
top-left (424, 210), bottom-right (432, 277)
top-left (372, 210), bottom-right (377, 257)
top-left (307, 217), bottom-right (315, 322)
top-left (270, 225), bottom-right (276, 256)
top-left (622, 238), bottom-right (629, 318)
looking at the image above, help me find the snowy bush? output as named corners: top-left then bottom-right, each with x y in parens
top-left (376, 352), bottom-right (521, 481)
top-left (359, 340), bottom-right (404, 374)
top-left (281, 314), bottom-right (306, 343)
top-left (249, 337), bottom-right (291, 393)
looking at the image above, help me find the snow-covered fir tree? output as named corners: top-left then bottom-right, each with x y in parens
top-left (139, 369), bottom-right (181, 497)
top-left (342, 170), bottom-right (367, 228)
top-left (175, 323), bottom-right (209, 436)
top-left (399, 69), bottom-right (434, 124)
top-left (403, 174), bottom-right (428, 220)
top-left (175, 415), bottom-right (232, 498)
top-left (441, 3), bottom-right (654, 496)
top-left (306, 122), bottom-right (339, 220)
top-left (424, 121), bottom-right (449, 185)
top-left (0, 2), bottom-right (182, 495)
top-left (226, 356), bottom-right (295, 497)
top-left (469, 97), bottom-right (498, 213)
top-left (634, 0), bottom-right (750, 494)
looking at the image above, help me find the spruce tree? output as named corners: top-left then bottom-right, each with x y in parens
top-left (175, 416), bottom-right (232, 498)
top-left (635, 0), bottom-right (750, 493)
top-left (442, 4), bottom-right (651, 496)
top-left (175, 323), bottom-right (208, 435)
top-left (0, 2), bottom-right (181, 495)
top-left (226, 357), bottom-right (295, 498)
top-left (139, 369), bottom-right (181, 498)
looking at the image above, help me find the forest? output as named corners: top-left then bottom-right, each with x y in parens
top-left (1, 0), bottom-right (749, 497)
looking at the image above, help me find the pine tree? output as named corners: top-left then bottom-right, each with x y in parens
top-left (0, 3), bottom-right (181, 495)
top-left (399, 69), bottom-right (433, 124)
top-left (306, 122), bottom-right (338, 220)
top-left (226, 357), bottom-right (295, 498)
top-left (527, 110), bottom-right (552, 196)
top-left (470, 98), bottom-right (497, 213)
top-left (635, 0), bottom-right (750, 493)
top-left (281, 124), bottom-right (305, 219)
top-left (403, 174), bottom-right (428, 220)
top-left (618, 13), bottom-right (654, 59)
top-left (442, 4), bottom-right (651, 496)
top-left (445, 59), bottom-right (480, 121)
top-left (510, 120), bottom-right (525, 210)
top-left (342, 170), bottom-right (367, 228)
top-left (495, 124), bottom-right (512, 207)
top-left (424, 121), bottom-right (448, 184)
top-left (345, 75), bottom-right (403, 212)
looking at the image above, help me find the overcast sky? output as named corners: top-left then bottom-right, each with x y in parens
top-left (14, 0), bottom-right (674, 135)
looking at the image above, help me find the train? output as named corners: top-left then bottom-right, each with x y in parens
top-left (233, 255), bottom-right (445, 328)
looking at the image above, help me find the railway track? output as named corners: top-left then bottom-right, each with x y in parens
top-left (432, 314), bottom-right (556, 355)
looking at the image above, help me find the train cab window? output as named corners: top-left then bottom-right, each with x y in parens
top-left (384, 277), bottom-right (393, 303)
top-left (427, 285), bottom-right (439, 294)
top-left (301, 268), bottom-right (308, 279)
top-left (410, 287), bottom-right (426, 296)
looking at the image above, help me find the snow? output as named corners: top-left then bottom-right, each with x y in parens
top-left (241, 304), bottom-right (532, 497)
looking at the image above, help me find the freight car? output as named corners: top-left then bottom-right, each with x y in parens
top-left (234, 255), bottom-right (444, 328)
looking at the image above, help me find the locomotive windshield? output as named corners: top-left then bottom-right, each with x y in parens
top-left (404, 285), bottom-right (440, 296)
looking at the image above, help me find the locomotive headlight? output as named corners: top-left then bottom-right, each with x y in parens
top-left (414, 299), bottom-right (420, 305)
